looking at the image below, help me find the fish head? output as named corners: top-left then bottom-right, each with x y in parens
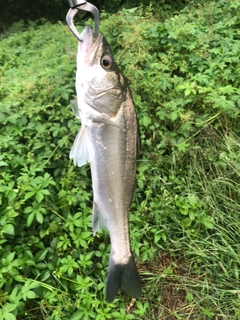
top-left (76, 26), bottom-right (126, 117)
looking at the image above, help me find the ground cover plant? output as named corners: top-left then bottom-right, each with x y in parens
top-left (0, 0), bottom-right (240, 318)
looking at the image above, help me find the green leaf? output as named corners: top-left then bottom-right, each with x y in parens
top-left (24, 191), bottom-right (36, 201)
top-left (201, 216), bottom-right (214, 229)
top-left (6, 314), bottom-right (16, 320)
top-left (35, 248), bottom-right (48, 262)
top-left (70, 310), bottom-right (84, 320)
top-left (27, 212), bottom-right (35, 227)
top-left (41, 189), bottom-right (50, 195)
top-left (8, 190), bottom-right (17, 201)
top-left (73, 219), bottom-right (84, 227)
top-left (7, 251), bottom-right (16, 262)
top-left (2, 224), bottom-right (15, 235)
top-left (39, 269), bottom-right (51, 282)
top-left (26, 291), bottom-right (37, 299)
top-left (24, 206), bottom-right (33, 214)
top-left (169, 111), bottom-right (178, 121)
top-left (154, 233), bottom-right (161, 243)
top-left (184, 88), bottom-right (192, 97)
top-left (1, 303), bottom-right (18, 313)
top-left (0, 161), bottom-right (8, 166)
top-left (139, 115), bottom-right (151, 127)
top-left (36, 211), bottom-right (43, 224)
top-left (36, 191), bottom-right (44, 203)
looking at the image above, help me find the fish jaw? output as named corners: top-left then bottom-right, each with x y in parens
top-left (76, 25), bottom-right (103, 67)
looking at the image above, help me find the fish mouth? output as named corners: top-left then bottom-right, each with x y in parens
top-left (78, 25), bottom-right (103, 57)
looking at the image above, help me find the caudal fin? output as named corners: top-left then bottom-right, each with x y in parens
top-left (106, 253), bottom-right (141, 303)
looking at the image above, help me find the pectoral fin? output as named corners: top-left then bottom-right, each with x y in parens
top-left (70, 100), bottom-right (81, 119)
top-left (69, 127), bottom-right (94, 166)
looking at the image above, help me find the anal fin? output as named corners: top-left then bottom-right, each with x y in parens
top-left (92, 201), bottom-right (108, 235)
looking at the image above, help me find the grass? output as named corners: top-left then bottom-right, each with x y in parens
top-left (130, 129), bottom-right (240, 319)
top-left (159, 131), bottom-right (240, 319)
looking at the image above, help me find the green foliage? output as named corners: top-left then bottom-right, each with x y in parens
top-left (0, 0), bottom-right (240, 318)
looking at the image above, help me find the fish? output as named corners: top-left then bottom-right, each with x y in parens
top-left (69, 25), bottom-right (141, 302)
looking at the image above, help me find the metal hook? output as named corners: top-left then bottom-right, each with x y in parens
top-left (66, 1), bottom-right (100, 42)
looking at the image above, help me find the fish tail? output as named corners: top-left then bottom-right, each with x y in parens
top-left (106, 252), bottom-right (141, 302)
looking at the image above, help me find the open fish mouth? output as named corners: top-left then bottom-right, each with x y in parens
top-left (66, 1), bottom-right (100, 41)
top-left (77, 25), bottom-right (103, 62)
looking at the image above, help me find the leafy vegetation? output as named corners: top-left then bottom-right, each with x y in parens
top-left (0, 0), bottom-right (240, 319)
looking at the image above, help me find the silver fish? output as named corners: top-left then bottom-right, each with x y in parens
top-left (70, 26), bottom-right (141, 302)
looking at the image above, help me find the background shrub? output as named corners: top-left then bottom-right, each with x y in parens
top-left (0, 0), bottom-right (239, 318)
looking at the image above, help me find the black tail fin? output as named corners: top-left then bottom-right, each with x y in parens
top-left (105, 253), bottom-right (141, 303)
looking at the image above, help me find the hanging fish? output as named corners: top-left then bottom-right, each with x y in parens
top-left (70, 25), bottom-right (141, 302)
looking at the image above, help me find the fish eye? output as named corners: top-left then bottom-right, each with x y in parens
top-left (101, 55), bottom-right (113, 70)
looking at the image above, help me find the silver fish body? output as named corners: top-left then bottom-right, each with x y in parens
top-left (70, 26), bottom-right (141, 302)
